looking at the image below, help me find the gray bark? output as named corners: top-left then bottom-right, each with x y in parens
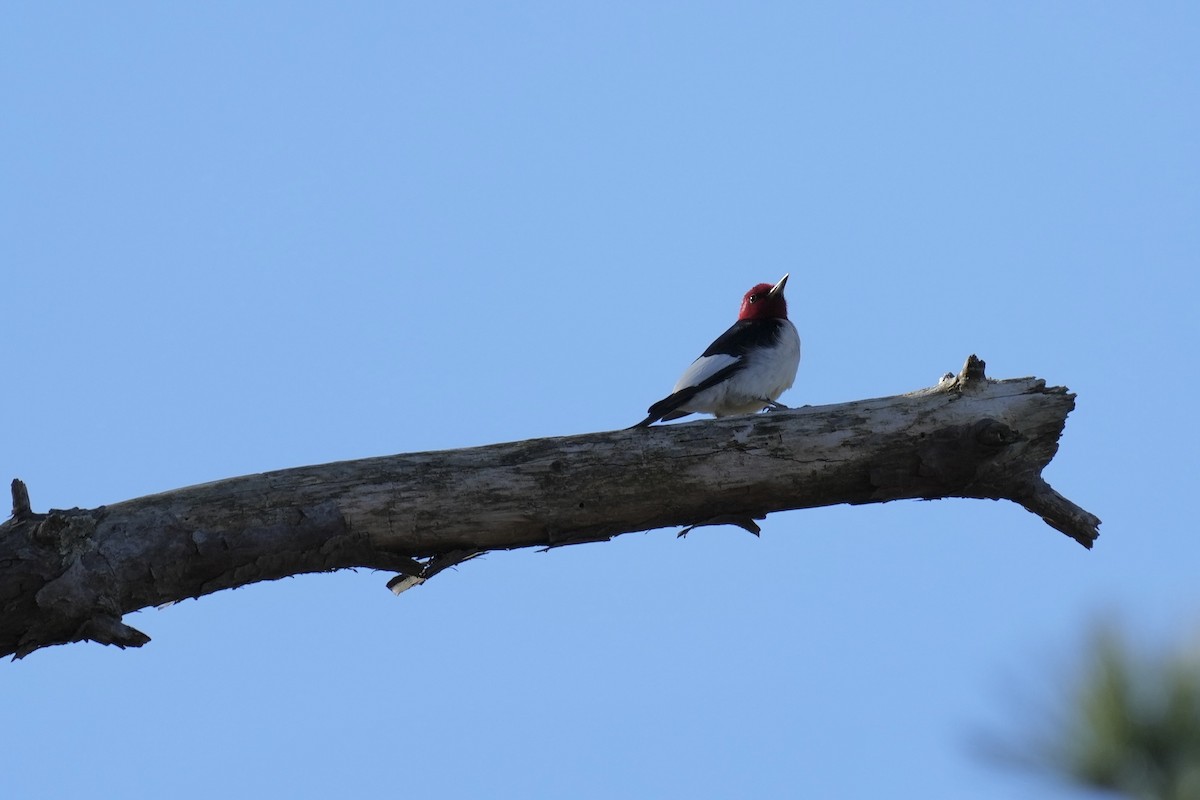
top-left (0, 356), bottom-right (1099, 659)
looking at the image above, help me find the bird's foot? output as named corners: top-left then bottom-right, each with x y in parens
top-left (761, 399), bottom-right (790, 413)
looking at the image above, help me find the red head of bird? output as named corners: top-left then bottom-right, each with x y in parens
top-left (737, 274), bottom-right (790, 321)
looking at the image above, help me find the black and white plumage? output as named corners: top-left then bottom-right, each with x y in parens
top-left (633, 274), bottom-right (801, 428)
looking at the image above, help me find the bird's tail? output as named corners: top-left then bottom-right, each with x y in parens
top-left (628, 391), bottom-right (699, 429)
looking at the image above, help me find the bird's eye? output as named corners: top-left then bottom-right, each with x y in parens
top-left (748, 294), bottom-right (758, 303)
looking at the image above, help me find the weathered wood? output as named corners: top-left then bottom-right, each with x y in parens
top-left (0, 356), bottom-right (1099, 659)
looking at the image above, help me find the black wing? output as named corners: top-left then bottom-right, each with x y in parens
top-left (699, 318), bottom-right (787, 358)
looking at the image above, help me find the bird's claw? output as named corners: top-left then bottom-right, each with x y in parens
top-left (761, 399), bottom-right (790, 413)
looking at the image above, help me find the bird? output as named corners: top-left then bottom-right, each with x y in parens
top-left (632, 274), bottom-right (801, 428)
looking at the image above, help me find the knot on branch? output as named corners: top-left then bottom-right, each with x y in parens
top-left (935, 354), bottom-right (990, 395)
top-left (926, 355), bottom-right (990, 397)
top-left (960, 354), bottom-right (987, 385)
top-left (916, 419), bottom-right (1011, 487)
top-left (869, 418), bottom-right (1020, 500)
top-left (33, 510), bottom-right (101, 554)
top-left (971, 419), bottom-right (1020, 448)
top-left (10, 479), bottom-right (32, 521)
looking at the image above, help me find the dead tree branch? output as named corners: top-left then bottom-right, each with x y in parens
top-left (0, 356), bottom-right (1099, 659)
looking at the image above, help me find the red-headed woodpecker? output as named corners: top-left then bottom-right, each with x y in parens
top-left (632, 274), bottom-right (801, 427)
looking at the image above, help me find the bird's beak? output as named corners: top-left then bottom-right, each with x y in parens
top-left (768, 273), bottom-right (789, 298)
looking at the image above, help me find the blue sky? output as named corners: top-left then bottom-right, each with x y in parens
top-left (3, 3), bottom-right (1197, 798)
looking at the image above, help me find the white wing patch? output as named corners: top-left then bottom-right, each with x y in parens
top-left (673, 353), bottom-right (742, 392)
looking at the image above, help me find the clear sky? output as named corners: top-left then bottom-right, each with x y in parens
top-left (3, 3), bottom-right (1197, 798)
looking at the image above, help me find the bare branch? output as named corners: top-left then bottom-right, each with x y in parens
top-left (0, 356), bottom-right (1099, 658)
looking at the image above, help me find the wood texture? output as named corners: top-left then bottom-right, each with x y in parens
top-left (0, 356), bottom-right (1099, 658)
